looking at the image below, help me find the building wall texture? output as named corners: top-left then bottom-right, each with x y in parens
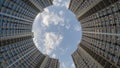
top-left (40, 56), bottom-right (60, 68)
top-left (69, 0), bottom-right (120, 68)
top-left (0, 0), bottom-right (59, 68)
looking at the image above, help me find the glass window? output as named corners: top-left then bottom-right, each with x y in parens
top-left (117, 58), bottom-right (120, 66)
top-left (0, 0), bottom-right (4, 5)
top-left (0, 27), bottom-right (2, 36)
top-left (4, 0), bottom-right (9, 7)
top-left (117, 1), bottom-right (120, 10)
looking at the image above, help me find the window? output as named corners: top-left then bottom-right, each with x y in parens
top-left (117, 58), bottom-right (120, 66)
top-left (117, 1), bottom-right (120, 10)
top-left (0, 0), bottom-right (4, 5)
top-left (0, 15), bottom-right (2, 36)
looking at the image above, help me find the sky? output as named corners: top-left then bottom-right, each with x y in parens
top-left (32, 0), bottom-right (82, 68)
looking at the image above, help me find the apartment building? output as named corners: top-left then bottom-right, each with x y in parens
top-left (40, 56), bottom-right (60, 68)
top-left (0, 0), bottom-right (59, 68)
top-left (69, 0), bottom-right (120, 68)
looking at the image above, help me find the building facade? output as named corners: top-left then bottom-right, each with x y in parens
top-left (29, 0), bottom-right (53, 12)
top-left (0, 0), bottom-right (59, 68)
top-left (72, 45), bottom-right (103, 68)
top-left (40, 56), bottom-right (60, 68)
top-left (69, 0), bottom-right (120, 68)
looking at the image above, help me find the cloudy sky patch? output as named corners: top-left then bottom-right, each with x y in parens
top-left (32, 0), bottom-right (82, 68)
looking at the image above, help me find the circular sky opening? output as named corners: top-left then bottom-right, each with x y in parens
top-left (32, 0), bottom-right (82, 68)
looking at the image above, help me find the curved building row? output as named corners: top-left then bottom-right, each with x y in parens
top-left (69, 0), bottom-right (120, 68)
top-left (0, 0), bottom-right (59, 68)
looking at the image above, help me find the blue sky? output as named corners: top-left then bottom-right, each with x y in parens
top-left (32, 0), bottom-right (82, 68)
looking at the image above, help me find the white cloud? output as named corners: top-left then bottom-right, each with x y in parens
top-left (33, 8), bottom-right (69, 56)
top-left (59, 48), bottom-right (65, 52)
top-left (65, 25), bottom-right (71, 29)
top-left (53, 0), bottom-right (62, 6)
top-left (74, 25), bottom-right (81, 31)
top-left (33, 15), bottom-right (64, 54)
top-left (53, 0), bottom-right (70, 8)
top-left (59, 48), bottom-right (68, 55)
top-left (71, 63), bottom-right (75, 68)
top-left (32, 13), bottom-right (47, 50)
top-left (51, 53), bottom-right (57, 58)
top-left (43, 32), bottom-right (63, 54)
top-left (61, 62), bottom-right (66, 68)
top-left (41, 8), bottom-right (64, 27)
top-left (59, 10), bottom-right (64, 16)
